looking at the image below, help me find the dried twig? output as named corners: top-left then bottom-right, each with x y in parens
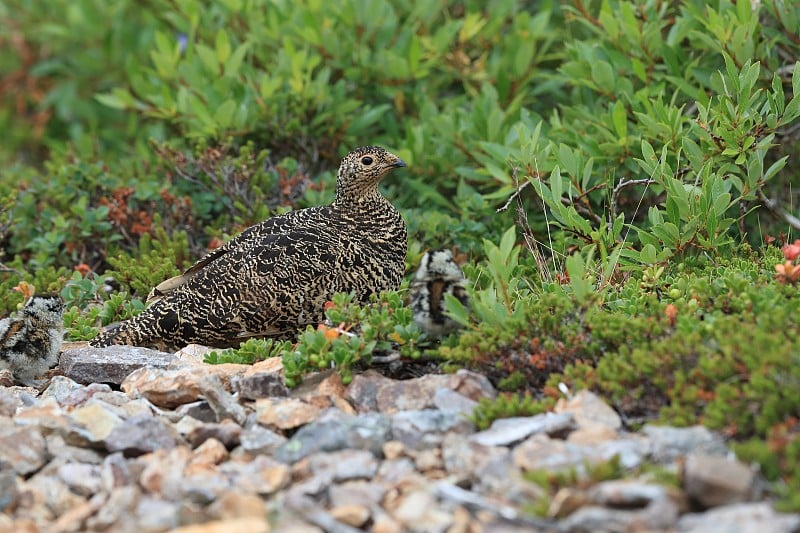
top-left (611, 178), bottom-right (657, 219)
top-left (758, 190), bottom-right (800, 231)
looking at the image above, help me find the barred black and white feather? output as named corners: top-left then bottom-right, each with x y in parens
top-left (409, 249), bottom-right (469, 337)
top-left (0, 295), bottom-right (64, 384)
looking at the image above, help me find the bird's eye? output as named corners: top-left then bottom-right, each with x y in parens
top-left (361, 156), bottom-right (373, 165)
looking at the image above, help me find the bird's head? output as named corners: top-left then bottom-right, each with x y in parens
top-left (335, 146), bottom-right (406, 202)
top-left (23, 295), bottom-right (65, 325)
top-left (415, 249), bottom-right (465, 282)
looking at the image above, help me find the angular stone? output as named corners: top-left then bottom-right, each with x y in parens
top-left (255, 398), bottom-right (322, 430)
top-left (186, 419), bottom-right (242, 449)
top-left (105, 413), bottom-right (177, 457)
top-left (188, 438), bottom-right (228, 467)
top-left (347, 370), bottom-right (495, 414)
top-left (588, 479), bottom-right (686, 510)
top-left (40, 375), bottom-right (86, 404)
top-left (208, 490), bottom-right (266, 519)
top-left (200, 374), bottom-right (247, 425)
top-left (391, 409), bottom-right (474, 450)
top-left (57, 462), bottom-right (103, 497)
top-left (469, 412), bottom-right (576, 447)
top-left (0, 471), bottom-right (18, 512)
top-left (121, 367), bottom-right (206, 409)
top-left (0, 387), bottom-right (19, 417)
top-left (135, 496), bottom-right (180, 531)
top-left (643, 425), bottom-right (728, 462)
top-left (85, 486), bottom-right (140, 531)
top-left (683, 453), bottom-right (756, 508)
top-left (275, 411), bottom-right (390, 463)
top-left (432, 388), bottom-right (478, 416)
top-left (307, 449), bottom-right (379, 482)
top-left (60, 346), bottom-right (175, 385)
top-left (239, 424), bottom-right (287, 455)
top-left (329, 480), bottom-right (387, 508)
top-left (68, 401), bottom-right (124, 444)
top-left (330, 504), bottom-right (370, 528)
top-left (234, 371), bottom-right (289, 400)
top-left (677, 502), bottom-right (800, 533)
top-left (0, 426), bottom-right (46, 475)
top-left (219, 456), bottom-right (291, 496)
top-left (555, 390), bottom-right (621, 431)
top-left (101, 452), bottom-right (135, 492)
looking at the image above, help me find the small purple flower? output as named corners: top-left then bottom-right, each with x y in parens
top-left (177, 34), bottom-right (188, 55)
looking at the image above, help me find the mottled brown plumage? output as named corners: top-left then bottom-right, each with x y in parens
top-left (90, 146), bottom-right (407, 351)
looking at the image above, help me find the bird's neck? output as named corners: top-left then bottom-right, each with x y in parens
top-left (334, 185), bottom-right (384, 206)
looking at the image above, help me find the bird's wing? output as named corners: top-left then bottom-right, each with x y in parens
top-left (147, 209), bottom-right (314, 304)
top-left (0, 318), bottom-right (25, 348)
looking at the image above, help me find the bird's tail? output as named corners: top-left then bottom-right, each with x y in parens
top-left (89, 317), bottom-right (158, 349)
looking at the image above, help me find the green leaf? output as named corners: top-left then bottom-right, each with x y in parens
top-left (216, 29), bottom-right (231, 65)
top-left (612, 100), bottom-right (627, 140)
top-left (224, 42), bottom-right (250, 77)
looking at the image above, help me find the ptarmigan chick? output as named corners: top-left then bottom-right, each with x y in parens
top-left (91, 146), bottom-right (408, 350)
top-left (409, 249), bottom-right (469, 337)
top-left (0, 295), bottom-right (65, 385)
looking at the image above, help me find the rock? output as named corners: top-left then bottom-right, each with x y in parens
top-left (60, 346), bottom-right (175, 385)
top-left (644, 424), bottom-right (728, 462)
top-left (170, 517), bottom-right (272, 533)
top-left (683, 453), bottom-right (757, 508)
top-left (431, 388), bottom-right (478, 416)
top-left (186, 419), bottom-right (243, 449)
top-left (234, 371), bottom-right (289, 400)
top-left (0, 471), bottom-right (18, 512)
top-left (49, 493), bottom-right (106, 532)
top-left (135, 496), bottom-right (180, 531)
top-left (0, 426), bottom-right (47, 475)
top-left (587, 479), bottom-right (686, 510)
top-left (255, 398), bottom-right (322, 430)
top-left (292, 371), bottom-right (355, 414)
top-left (199, 374), bottom-right (247, 425)
top-left (85, 485), bottom-right (140, 531)
top-left (388, 488), bottom-right (454, 532)
top-left (330, 504), bottom-right (371, 528)
top-left (105, 413), bottom-right (178, 456)
top-left (67, 401), bottom-right (124, 444)
top-left (347, 370), bottom-right (495, 414)
top-left (275, 411), bottom-right (391, 463)
top-left (555, 390), bottom-right (622, 431)
top-left (307, 449), bottom-right (379, 482)
top-left (677, 502), bottom-right (800, 533)
top-left (138, 447), bottom-right (191, 496)
top-left (391, 409), bottom-right (474, 450)
top-left (469, 412), bottom-right (576, 447)
top-left (329, 480), bottom-right (387, 508)
top-left (208, 490), bottom-right (266, 519)
top-left (121, 367), bottom-right (206, 409)
top-left (188, 437), bottom-right (228, 468)
top-left (239, 424), bottom-right (287, 455)
top-left (101, 452), bottom-right (135, 491)
top-left (40, 376), bottom-right (86, 404)
top-left (220, 456), bottom-right (291, 496)
top-left (57, 462), bottom-right (103, 497)
top-left (176, 401), bottom-right (218, 423)
top-left (0, 387), bottom-right (19, 416)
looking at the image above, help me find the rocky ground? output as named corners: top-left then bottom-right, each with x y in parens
top-left (0, 343), bottom-right (798, 533)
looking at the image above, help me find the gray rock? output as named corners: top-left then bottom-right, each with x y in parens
top-left (391, 409), bottom-right (474, 450)
top-left (308, 449), bottom-right (379, 482)
top-left (187, 419), bottom-right (243, 449)
top-left (347, 369), bottom-right (495, 414)
top-left (40, 375), bottom-right (87, 404)
top-left (101, 452), bottom-right (135, 492)
top-left (0, 470), bottom-right (18, 511)
top-left (0, 426), bottom-right (47, 475)
top-left (66, 400), bottom-right (125, 445)
top-left (275, 411), bottom-right (391, 463)
top-left (683, 453), bottom-right (757, 508)
top-left (105, 413), bottom-right (178, 456)
top-left (219, 455), bottom-right (290, 496)
top-left (587, 479), bottom-right (686, 509)
top-left (470, 412), bottom-right (576, 447)
top-left (45, 434), bottom-right (104, 464)
top-left (57, 462), bottom-right (103, 497)
top-left (644, 424), bottom-right (728, 462)
top-left (234, 372), bottom-right (290, 400)
top-left (555, 390), bottom-right (622, 431)
top-left (175, 400), bottom-right (217, 423)
top-left (561, 497), bottom-right (682, 533)
top-left (136, 496), bottom-right (180, 531)
top-left (85, 485), bottom-right (140, 531)
top-left (329, 480), bottom-right (387, 508)
top-left (432, 388), bottom-right (478, 416)
top-left (240, 424), bottom-right (288, 455)
top-left (677, 502), bottom-right (800, 533)
top-left (60, 346), bottom-right (175, 385)
top-left (0, 387), bottom-right (18, 416)
top-left (200, 374), bottom-right (247, 425)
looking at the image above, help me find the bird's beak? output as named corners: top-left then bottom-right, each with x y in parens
top-left (388, 158), bottom-right (406, 169)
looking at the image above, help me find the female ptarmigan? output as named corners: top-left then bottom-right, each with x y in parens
top-left (91, 146), bottom-right (407, 350)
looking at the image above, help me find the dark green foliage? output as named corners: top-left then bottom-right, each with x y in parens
top-left (470, 392), bottom-right (549, 430)
top-left (204, 338), bottom-right (292, 365)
